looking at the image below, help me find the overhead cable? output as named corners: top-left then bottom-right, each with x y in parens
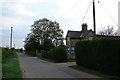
top-left (81, 2), bottom-right (91, 24)
top-left (55, 0), bottom-right (81, 21)
top-left (97, 0), bottom-right (118, 27)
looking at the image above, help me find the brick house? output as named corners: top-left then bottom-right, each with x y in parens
top-left (66, 23), bottom-right (120, 59)
top-left (66, 23), bottom-right (94, 58)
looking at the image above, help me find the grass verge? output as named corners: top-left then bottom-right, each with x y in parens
top-left (2, 53), bottom-right (22, 79)
top-left (69, 65), bottom-right (120, 80)
top-left (38, 56), bottom-right (76, 63)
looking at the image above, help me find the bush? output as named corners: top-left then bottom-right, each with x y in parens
top-left (51, 47), bottom-right (68, 62)
top-left (42, 51), bottom-right (51, 58)
top-left (2, 48), bottom-right (14, 61)
top-left (19, 48), bottom-right (23, 52)
top-left (26, 51), bottom-right (36, 57)
top-left (75, 38), bottom-right (120, 76)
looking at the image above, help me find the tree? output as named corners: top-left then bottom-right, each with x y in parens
top-left (19, 48), bottom-right (23, 52)
top-left (24, 18), bottom-right (64, 52)
top-left (98, 25), bottom-right (120, 36)
top-left (24, 33), bottom-right (41, 52)
top-left (114, 30), bottom-right (120, 36)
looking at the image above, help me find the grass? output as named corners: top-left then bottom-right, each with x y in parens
top-left (67, 59), bottom-right (76, 62)
top-left (38, 56), bottom-right (76, 63)
top-left (69, 65), bottom-right (120, 80)
top-left (2, 53), bottom-right (22, 79)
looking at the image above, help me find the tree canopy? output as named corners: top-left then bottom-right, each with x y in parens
top-left (24, 18), bottom-right (64, 52)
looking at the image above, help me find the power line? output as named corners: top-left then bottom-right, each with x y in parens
top-left (78, 1), bottom-right (91, 30)
top-left (97, 0), bottom-right (118, 27)
top-left (81, 2), bottom-right (91, 24)
top-left (55, 0), bottom-right (81, 21)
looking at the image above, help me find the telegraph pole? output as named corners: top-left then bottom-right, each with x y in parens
top-left (10, 27), bottom-right (13, 49)
top-left (93, 0), bottom-right (96, 39)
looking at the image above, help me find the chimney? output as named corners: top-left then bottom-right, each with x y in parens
top-left (82, 23), bottom-right (88, 32)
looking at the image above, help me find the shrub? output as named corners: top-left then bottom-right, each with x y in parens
top-left (51, 47), bottom-right (67, 62)
top-left (26, 51), bottom-right (36, 57)
top-left (2, 48), bottom-right (14, 61)
top-left (19, 48), bottom-right (23, 52)
top-left (42, 51), bottom-right (51, 58)
top-left (75, 38), bottom-right (120, 76)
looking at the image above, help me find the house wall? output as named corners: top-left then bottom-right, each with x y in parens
top-left (66, 37), bottom-right (81, 48)
top-left (85, 31), bottom-right (94, 39)
top-left (66, 37), bottom-right (70, 48)
top-left (66, 39), bottom-right (81, 59)
top-left (66, 31), bottom-right (94, 48)
top-left (70, 39), bottom-right (81, 47)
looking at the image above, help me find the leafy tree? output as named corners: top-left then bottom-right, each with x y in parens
top-left (24, 18), bottom-right (64, 52)
top-left (24, 33), bottom-right (41, 52)
top-left (19, 48), bottom-right (23, 52)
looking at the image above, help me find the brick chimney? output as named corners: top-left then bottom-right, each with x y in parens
top-left (82, 23), bottom-right (88, 32)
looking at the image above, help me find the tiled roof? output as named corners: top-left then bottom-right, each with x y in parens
top-left (66, 30), bottom-right (93, 39)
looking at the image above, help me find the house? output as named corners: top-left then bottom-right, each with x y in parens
top-left (66, 23), bottom-right (94, 58)
top-left (66, 23), bottom-right (120, 59)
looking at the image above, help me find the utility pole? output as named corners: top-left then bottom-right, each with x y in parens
top-left (10, 26), bottom-right (13, 49)
top-left (93, 0), bottom-right (96, 39)
top-left (118, 1), bottom-right (120, 34)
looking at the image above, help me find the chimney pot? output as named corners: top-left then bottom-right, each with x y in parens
top-left (82, 23), bottom-right (88, 32)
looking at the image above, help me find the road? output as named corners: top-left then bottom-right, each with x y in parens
top-left (18, 53), bottom-right (101, 78)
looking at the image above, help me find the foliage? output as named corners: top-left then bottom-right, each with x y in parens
top-left (75, 38), bottom-right (120, 76)
top-left (19, 48), bottom-right (23, 52)
top-left (70, 65), bottom-right (120, 80)
top-left (2, 52), bottom-right (22, 79)
top-left (42, 51), bottom-right (51, 58)
top-left (2, 48), bottom-right (13, 61)
top-left (24, 18), bottom-right (64, 53)
top-left (38, 56), bottom-right (57, 63)
top-left (51, 47), bottom-right (67, 62)
top-left (26, 51), bottom-right (36, 57)
top-left (24, 34), bottom-right (41, 53)
top-left (42, 39), bottom-right (54, 51)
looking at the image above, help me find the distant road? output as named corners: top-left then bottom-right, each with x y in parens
top-left (18, 53), bottom-right (101, 78)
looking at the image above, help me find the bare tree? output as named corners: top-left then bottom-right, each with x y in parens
top-left (114, 30), bottom-right (120, 36)
top-left (98, 25), bottom-right (120, 36)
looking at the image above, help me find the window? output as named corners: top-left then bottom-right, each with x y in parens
top-left (67, 37), bottom-right (70, 42)
top-left (89, 37), bottom-right (93, 40)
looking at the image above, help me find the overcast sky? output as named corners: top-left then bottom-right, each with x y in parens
top-left (0, 0), bottom-right (119, 48)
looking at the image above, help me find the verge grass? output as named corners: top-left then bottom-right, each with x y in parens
top-left (2, 53), bottom-right (22, 79)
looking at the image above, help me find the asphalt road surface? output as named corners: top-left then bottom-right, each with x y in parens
top-left (18, 53), bottom-right (101, 78)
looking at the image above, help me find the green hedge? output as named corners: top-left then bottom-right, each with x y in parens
top-left (75, 38), bottom-right (120, 76)
top-left (2, 48), bottom-right (13, 61)
top-left (42, 51), bottom-right (51, 58)
top-left (26, 51), bottom-right (36, 57)
top-left (51, 47), bottom-right (68, 62)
